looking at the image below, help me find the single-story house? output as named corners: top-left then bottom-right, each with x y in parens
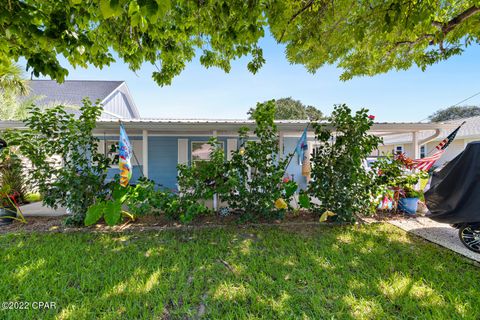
top-left (378, 116), bottom-right (480, 166)
top-left (1, 80), bottom-right (461, 192)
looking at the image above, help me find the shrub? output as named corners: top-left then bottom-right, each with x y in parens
top-left (221, 100), bottom-right (295, 219)
top-left (308, 104), bottom-right (382, 221)
top-left (177, 137), bottom-right (225, 205)
top-left (3, 100), bottom-right (111, 225)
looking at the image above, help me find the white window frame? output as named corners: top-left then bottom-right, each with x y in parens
top-left (191, 141), bottom-right (224, 166)
top-left (420, 145), bottom-right (427, 158)
top-left (395, 145), bottom-right (404, 155)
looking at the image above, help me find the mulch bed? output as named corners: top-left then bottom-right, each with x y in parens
top-left (0, 210), bottom-right (425, 234)
top-left (0, 211), bottom-right (331, 234)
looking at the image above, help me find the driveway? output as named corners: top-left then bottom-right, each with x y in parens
top-left (20, 202), bottom-right (67, 217)
top-left (389, 216), bottom-right (480, 263)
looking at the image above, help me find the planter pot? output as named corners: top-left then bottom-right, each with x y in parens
top-left (398, 198), bottom-right (419, 215)
top-left (0, 208), bottom-right (17, 226)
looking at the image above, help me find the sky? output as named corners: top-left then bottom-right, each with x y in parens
top-left (32, 35), bottom-right (480, 122)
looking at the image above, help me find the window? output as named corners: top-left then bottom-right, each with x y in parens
top-left (191, 141), bottom-right (224, 166)
top-left (98, 138), bottom-right (143, 168)
top-left (420, 145), bottom-right (426, 158)
top-left (395, 145), bottom-right (403, 155)
top-left (104, 140), bottom-right (120, 167)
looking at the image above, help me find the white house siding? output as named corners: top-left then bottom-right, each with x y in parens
top-left (102, 91), bottom-right (135, 119)
top-left (426, 139), bottom-right (466, 165)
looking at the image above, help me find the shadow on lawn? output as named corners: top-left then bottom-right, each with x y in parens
top-left (1, 224), bottom-right (479, 319)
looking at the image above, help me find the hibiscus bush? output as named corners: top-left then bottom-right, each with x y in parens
top-left (221, 100), bottom-right (296, 219)
top-left (3, 100), bottom-right (111, 225)
top-left (308, 104), bottom-right (382, 221)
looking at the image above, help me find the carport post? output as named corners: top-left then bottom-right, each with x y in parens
top-left (412, 131), bottom-right (419, 159)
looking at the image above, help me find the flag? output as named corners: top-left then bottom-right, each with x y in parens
top-left (295, 127), bottom-right (308, 162)
top-left (301, 152), bottom-right (311, 182)
top-left (435, 121), bottom-right (465, 150)
top-left (412, 150), bottom-right (445, 171)
top-left (119, 124), bottom-right (132, 187)
top-left (412, 122), bottom-right (465, 171)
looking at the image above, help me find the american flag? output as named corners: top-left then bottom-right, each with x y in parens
top-left (435, 121), bottom-right (466, 150)
top-left (412, 121), bottom-right (465, 171)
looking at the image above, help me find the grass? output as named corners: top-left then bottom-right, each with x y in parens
top-left (1, 224), bottom-right (479, 319)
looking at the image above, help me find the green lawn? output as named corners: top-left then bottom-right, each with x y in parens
top-left (1, 224), bottom-right (479, 319)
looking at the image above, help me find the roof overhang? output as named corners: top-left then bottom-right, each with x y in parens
top-left (0, 119), bottom-right (457, 136)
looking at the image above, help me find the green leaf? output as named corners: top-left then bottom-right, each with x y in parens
top-left (84, 203), bottom-right (105, 226)
top-left (284, 181), bottom-right (298, 198)
top-left (100, 0), bottom-right (121, 18)
top-left (112, 184), bottom-right (129, 202)
top-left (104, 200), bottom-right (122, 226)
top-left (299, 193), bottom-right (311, 209)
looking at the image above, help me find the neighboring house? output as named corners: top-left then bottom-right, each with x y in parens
top-left (379, 116), bottom-right (480, 166)
top-left (26, 80), bottom-right (140, 119)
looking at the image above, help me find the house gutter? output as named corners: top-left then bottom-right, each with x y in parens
top-left (419, 129), bottom-right (442, 145)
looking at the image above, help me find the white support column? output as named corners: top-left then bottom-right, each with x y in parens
top-left (212, 130), bottom-right (218, 211)
top-left (279, 132), bottom-right (284, 157)
top-left (142, 130), bottom-right (148, 178)
top-left (412, 131), bottom-right (419, 159)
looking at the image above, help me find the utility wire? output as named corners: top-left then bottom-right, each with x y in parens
top-left (418, 90), bottom-right (480, 122)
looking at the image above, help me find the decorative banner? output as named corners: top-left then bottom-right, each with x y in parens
top-left (301, 152), bottom-right (311, 182)
top-left (119, 124), bottom-right (132, 187)
top-left (295, 127), bottom-right (308, 163)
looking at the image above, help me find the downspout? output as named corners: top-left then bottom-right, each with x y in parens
top-left (419, 129), bottom-right (441, 145)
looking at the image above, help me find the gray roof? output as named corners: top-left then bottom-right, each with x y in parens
top-left (27, 80), bottom-right (124, 106)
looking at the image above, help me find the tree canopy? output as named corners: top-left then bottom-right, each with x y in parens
top-left (429, 105), bottom-right (480, 122)
top-left (1, 1), bottom-right (479, 86)
top-left (248, 97), bottom-right (323, 120)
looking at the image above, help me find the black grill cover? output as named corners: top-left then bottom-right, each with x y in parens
top-left (425, 141), bottom-right (480, 224)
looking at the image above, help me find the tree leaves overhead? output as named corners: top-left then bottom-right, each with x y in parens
top-left (1, 1), bottom-right (479, 86)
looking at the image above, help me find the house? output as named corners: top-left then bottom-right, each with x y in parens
top-left (91, 119), bottom-right (456, 191)
top-left (378, 116), bottom-right (480, 166)
top-left (1, 80), bottom-right (459, 193)
top-left (26, 80), bottom-right (140, 119)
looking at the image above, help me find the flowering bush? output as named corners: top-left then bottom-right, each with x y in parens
top-left (308, 104), bottom-right (382, 221)
top-left (3, 100), bottom-right (111, 225)
top-left (221, 100), bottom-right (295, 219)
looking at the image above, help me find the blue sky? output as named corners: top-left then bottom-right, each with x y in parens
top-left (34, 35), bottom-right (480, 122)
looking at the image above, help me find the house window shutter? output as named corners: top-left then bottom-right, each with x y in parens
top-left (226, 139), bottom-right (237, 161)
top-left (178, 139), bottom-right (188, 165)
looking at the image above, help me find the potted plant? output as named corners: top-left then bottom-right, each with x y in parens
top-left (398, 187), bottom-right (423, 215)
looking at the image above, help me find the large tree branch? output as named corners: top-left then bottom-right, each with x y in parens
top-left (433, 5), bottom-right (480, 35)
top-left (279, 0), bottom-right (315, 42)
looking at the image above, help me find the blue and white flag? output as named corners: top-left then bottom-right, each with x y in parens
top-left (295, 127), bottom-right (308, 161)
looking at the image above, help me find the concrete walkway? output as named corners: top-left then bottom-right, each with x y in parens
top-left (20, 202), bottom-right (67, 217)
top-left (389, 217), bottom-right (480, 263)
